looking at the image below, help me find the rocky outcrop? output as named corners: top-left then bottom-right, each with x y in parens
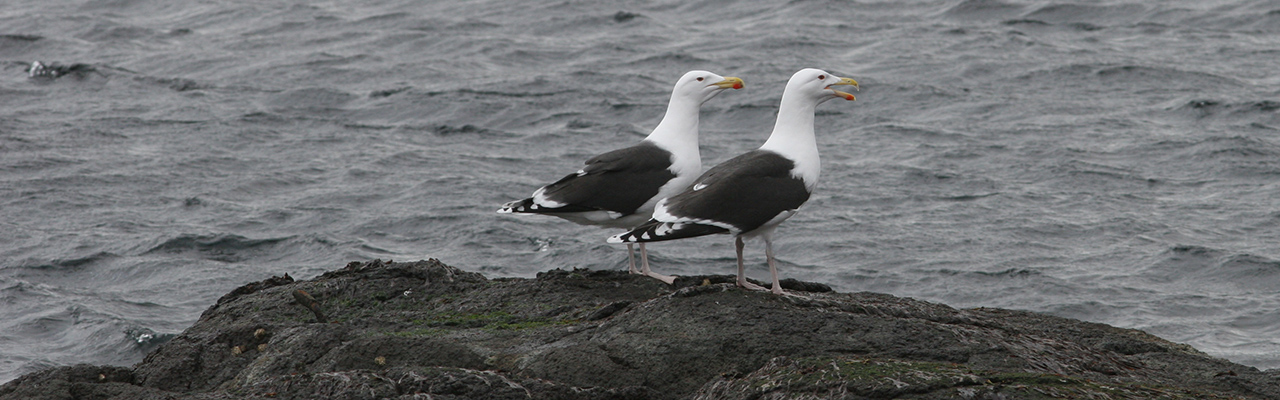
top-left (3, 259), bottom-right (1277, 399)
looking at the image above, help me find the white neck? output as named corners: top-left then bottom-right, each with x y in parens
top-left (644, 93), bottom-right (701, 151)
top-left (638, 93), bottom-right (704, 209)
top-left (759, 91), bottom-right (820, 190)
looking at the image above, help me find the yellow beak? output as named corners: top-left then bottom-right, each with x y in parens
top-left (711, 77), bottom-right (745, 90)
top-left (828, 77), bottom-right (859, 101)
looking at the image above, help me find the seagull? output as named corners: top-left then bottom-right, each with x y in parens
top-left (499, 70), bottom-right (744, 284)
top-left (608, 68), bottom-right (857, 295)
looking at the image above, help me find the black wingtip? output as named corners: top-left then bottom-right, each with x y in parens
top-left (609, 220), bottom-right (729, 243)
top-left (497, 198), bottom-right (536, 214)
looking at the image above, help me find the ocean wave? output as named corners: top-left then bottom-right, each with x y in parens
top-left (268, 87), bottom-right (357, 111)
top-left (942, 0), bottom-right (1025, 20)
top-left (622, 51), bottom-right (713, 69)
top-left (0, 280), bottom-right (60, 298)
top-left (1094, 65), bottom-right (1241, 86)
top-left (33, 252), bottom-right (120, 270)
top-left (970, 267), bottom-right (1042, 278)
top-left (0, 34), bottom-right (43, 55)
top-left (1179, 3), bottom-right (1280, 33)
top-left (1013, 63), bottom-right (1244, 91)
top-left (1173, 98), bottom-right (1280, 122)
top-left (1147, 245), bottom-right (1280, 292)
top-left (142, 234), bottom-right (291, 263)
top-left (1050, 159), bottom-right (1157, 186)
top-left (1154, 135), bottom-right (1280, 175)
top-left (1022, 3), bottom-right (1150, 25)
top-left (0, 34), bottom-right (41, 42)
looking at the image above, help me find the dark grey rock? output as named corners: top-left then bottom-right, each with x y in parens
top-left (3, 258), bottom-right (1277, 400)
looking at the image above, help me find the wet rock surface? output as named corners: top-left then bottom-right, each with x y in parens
top-left (3, 259), bottom-right (1278, 399)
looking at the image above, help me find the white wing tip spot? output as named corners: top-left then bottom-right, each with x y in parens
top-left (655, 224), bottom-right (670, 236)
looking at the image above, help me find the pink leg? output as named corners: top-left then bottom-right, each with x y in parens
top-left (639, 243), bottom-right (675, 284)
top-left (627, 243), bottom-right (640, 274)
top-left (764, 236), bottom-right (788, 296)
top-left (735, 237), bottom-right (766, 291)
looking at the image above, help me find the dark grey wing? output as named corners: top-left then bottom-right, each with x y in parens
top-left (535, 141), bottom-right (677, 215)
top-left (662, 150), bottom-right (811, 232)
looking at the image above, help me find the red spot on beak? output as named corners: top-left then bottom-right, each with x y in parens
top-left (845, 94), bottom-right (855, 101)
top-left (733, 83), bottom-right (743, 89)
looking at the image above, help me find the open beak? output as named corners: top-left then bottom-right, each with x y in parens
top-left (711, 77), bottom-right (745, 90)
top-left (827, 77), bottom-right (859, 101)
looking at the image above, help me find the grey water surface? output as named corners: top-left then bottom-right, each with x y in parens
top-left (2, 0), bottom-right (1279, 383)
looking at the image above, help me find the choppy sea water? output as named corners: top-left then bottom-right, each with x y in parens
top-left (2, 0), bottom-right (1279, 384)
